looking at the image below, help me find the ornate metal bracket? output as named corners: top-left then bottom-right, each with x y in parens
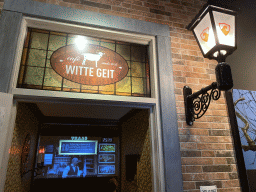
top-left (183, 82), bottom-right (221, 126)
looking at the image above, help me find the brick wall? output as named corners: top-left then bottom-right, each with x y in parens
top-left (7, 0), bottom-right (242, 191)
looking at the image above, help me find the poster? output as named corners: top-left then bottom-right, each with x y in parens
top-left (233, 89), bottom-right (256, 169)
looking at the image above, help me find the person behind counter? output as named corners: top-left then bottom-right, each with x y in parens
top-left (62, 157), bottom-right (85, 178)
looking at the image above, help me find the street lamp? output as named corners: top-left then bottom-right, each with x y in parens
top-left (184, 3), bottom-right (237, 125)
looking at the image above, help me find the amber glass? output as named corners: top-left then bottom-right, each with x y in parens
top-left (17, 28), bottom-right (151, 97)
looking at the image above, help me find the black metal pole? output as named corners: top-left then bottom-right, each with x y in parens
top-left (225, 90), bottom-right (250, 192)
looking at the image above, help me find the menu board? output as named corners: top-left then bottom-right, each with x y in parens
top-left (59, 140), bottom-right (98, 155)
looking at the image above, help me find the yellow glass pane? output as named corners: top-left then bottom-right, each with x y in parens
top-left (30, 32), bottom-right (49, 50)
top-left (100, 91), bottom-right (114, 95)
top-left (27, 49), bottom-right (46, 67)
top-left (81, 85), bottom-right (98, 91)
top-left (131, 45), bottom-right (146, 62)
top-left (132, 77), bottom-right (145, 94)
top-left (99, 84), bottom-right (114, 94)
top-left (116, 92), bottom-right (131, 96)
top-left (131, 62), bottom-right (145, 77)
top-left (48, 35), bottom-right (66, 51)
top-left (127, 60), bottom-right (131, 68)
top-left (116, 77), bottom-right (131, 93)
top-left (81, 89), bottom-right (99, 94)
top-left (63, 79), bottom-right (80, 89)
top-left (116, 44), bottom-right (130, 61)
top-left (101, 42), bottom-right (115, 51)
top-left (24, 67), bottom-right (44, 85)
top-left (43, 68), bottom-right (62, 87)
top-left (44, 86), bottom-right (61, 91)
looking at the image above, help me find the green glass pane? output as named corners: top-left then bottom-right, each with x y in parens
top-left (47, 51), bottom-right (53, 60)
top-left (116, 44), bottom-right (130, 61)
top-left (46, 60), bottom-right (52, 68)
top-left (44, 68), bottom-right (62, 87)
top-left (131, 62), bottom-right (145, 77)
top-left (30, 32), bottom-right (49, 50)
top-left (48, 35), bottom-right (66, 51)
top-left (24, 67), bottom-right (44, 85)
top-left (101, 42), bottom-right (115, 51)
top-left (131, 45), bottom-right (146, 62)
top-left (132, 77), bottom-right (145, 94)
top-left (27, 49), bottom-right (46, 67)
top-left (67, 35), bottom-right (99, 46)
top-left (116, 77), bottom-right (131, 93)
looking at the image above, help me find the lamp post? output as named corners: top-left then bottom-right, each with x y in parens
top-left (185, 2), bottom-right (250, 192)
top-left (184, 3), bottom-right (236, 125)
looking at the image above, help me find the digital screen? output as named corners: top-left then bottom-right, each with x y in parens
top-left (59, 140), bottom-right (98, 155)
top-left (45, 145), bottom-right (54, 153)
top-left (98, 154), bottom-right (115, 163)
top-left (98, 165), bottom-right (115, 174)
top-left (44, 154), bottom-right (53, 165)
top-left (99, 143), bottom-right (115, 152)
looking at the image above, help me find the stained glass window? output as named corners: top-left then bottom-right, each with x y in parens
top-left (17, 28), bottom-right (151, 97)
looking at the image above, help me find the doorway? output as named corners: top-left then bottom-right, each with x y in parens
top-left (4, 102), bottom-right (152, 192)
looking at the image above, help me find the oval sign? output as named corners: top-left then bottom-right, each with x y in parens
top-left (50, 44), bottom-right (129, 86)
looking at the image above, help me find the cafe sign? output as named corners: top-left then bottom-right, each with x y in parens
top-left (50, 44), bottom-right (129, 86)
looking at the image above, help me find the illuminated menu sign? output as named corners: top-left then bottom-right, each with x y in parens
top-left (59, 140), bottom-right (98, 155)
top-left (50, 44), bottom-right (129, 86)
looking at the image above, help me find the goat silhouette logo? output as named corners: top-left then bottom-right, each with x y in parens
top-left (219, 23), bottom-right (230, 36)
top-left (200, 27), bottom-right (209, 42)
top-left (81, 52), bottom-right (104, 67)
top-left (50, 44), bottom-right (129, 86)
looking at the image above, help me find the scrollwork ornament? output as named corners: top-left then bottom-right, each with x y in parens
top-left (212, 88), bottom-right (221, 100)
top-left (192, 88), bottom-right (221, 120)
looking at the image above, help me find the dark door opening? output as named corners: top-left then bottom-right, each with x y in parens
top-left (4, 102), bottom-right (152, 192)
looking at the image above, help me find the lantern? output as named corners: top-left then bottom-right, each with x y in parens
top-left (187, 4), bottom-right (236, 61)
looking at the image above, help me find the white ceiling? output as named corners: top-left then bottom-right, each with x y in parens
top-left (36, 102), bottom-right (132, 120)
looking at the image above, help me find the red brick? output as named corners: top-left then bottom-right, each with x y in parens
top-left (179, 128), bottom-right (208, 136)
top-left (62, 0), bottom-right (79, 3)
top-left (180, 143), bottom-right (197, 150)
top-left (213, 157), bottom-right (227, 164)
top-left (218, 188), bottom-right (241, 192)
top-left (181, 158), bottom-right (213, 165)
top-left (202, 151), bottom-right (215, 157)
top-left (186, 165), bottom-right (203, 173)
top-left (131, 4), bottom-right (149, 12)
top-left (183, 181), bottom-right (196, 190)
top-left (200, 136), bottom-right (232, 143)
top-left (122, 2), bottom-right (131, 8)
top-left (197, 143), bottom-right (226, 150)
top-left (112, 6), bottom-right (128, 12)
top-left (182, 173), bottom-right (211, 181)
top-left (209, 172), bottom-right (230, 180)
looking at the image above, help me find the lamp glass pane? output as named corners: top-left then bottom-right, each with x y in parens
top-left (194, 13), bottom-right (216, 55)
top-left (213, 11), bottom-right (235, 47)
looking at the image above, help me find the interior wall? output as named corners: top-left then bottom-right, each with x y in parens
top-left (4, 103), bottom-right (40, 192)
top-left (120, 109), bottom-right (152, 192)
